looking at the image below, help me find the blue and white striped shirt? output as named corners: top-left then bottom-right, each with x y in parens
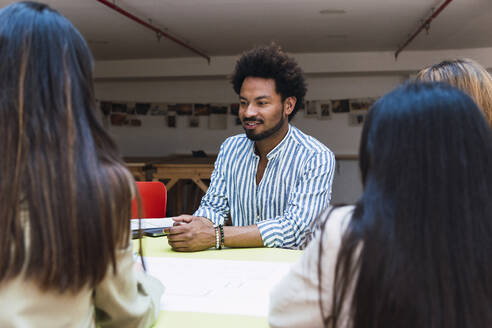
top-left (194, 125), bottom-right (335, 249)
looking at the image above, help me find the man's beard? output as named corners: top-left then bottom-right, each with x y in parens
top-left (243, 112), bottom-right (285, 141)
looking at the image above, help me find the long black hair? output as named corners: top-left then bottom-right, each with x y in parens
top-left (319, 82), bottom-right (492, 328)
top-left (0, 2), bottom-right (134, 292)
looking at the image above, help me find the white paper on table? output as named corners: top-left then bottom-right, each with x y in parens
top-left (143, 257), bottom-right (294, 317)
top-left (131, 218), bottom-right (174, 231)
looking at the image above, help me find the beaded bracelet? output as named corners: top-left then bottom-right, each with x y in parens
top-left (214, 225), bottom-right (221, 249)
top-left (219, 224), bottom-right (224, 248)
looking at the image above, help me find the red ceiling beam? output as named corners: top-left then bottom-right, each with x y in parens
top-left (95, 0), bottom-right (210, 63)
top-left (395, 0), bottom-right (455, 59)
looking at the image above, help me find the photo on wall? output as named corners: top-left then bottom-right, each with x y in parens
top-left (167, 104), bottom-right (177, 116)
top-left (230, 103), bottom-right (240, 116)
top-left (129, 117), bottom-right (142, 127)
top-left (167, 114), bottom-right (176, 128)
top-left (331, 99), bottom-right (350, 113)
top-left (349, 98), bottom-right (377, 112)
top-left (98, 101), bottom-right (111, 129)
top-left (305, 100), bottom-right (320, 118)
top-left (110, 113), bottom-right (127, 126)
top-left (297, 101), bottom-right (305, 112)
top-left (100, 101), bottom-right (112, 116)
top-left (194, 103), bottom-right (210, 116)
top-left (349, 111), bottom-right (367, 126)
top-left (171, 103), bottom-right (193, 116)
top-left (210, 104), bottom-right (229, 114)
top-left (135, 102), bottom-right (151, 115)
top-left (127, 103), bottom-right (137, 115)
top-left (149, 103), bottom-right (168, 116)
top-left (189, 115), bottom-right (200, 128)
top-left (111, 102), bottom-right (128, 113)
top-left (208, 104), bottom-right (228, 130)
top-left (127, 104), bottom-right (142, 126)
top-left (319, 100), bottom-right (332, 120)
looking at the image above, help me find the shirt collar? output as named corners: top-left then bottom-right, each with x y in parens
top-left (249, 124), bottom-right (293, 160)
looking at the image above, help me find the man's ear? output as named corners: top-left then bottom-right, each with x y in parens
top-left (284, 97), bottom-right (296, 116)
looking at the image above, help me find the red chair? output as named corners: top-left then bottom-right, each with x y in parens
top-left (131, 181), bottom-right (167, 218)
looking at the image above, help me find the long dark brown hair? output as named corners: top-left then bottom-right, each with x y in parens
top-left (0, 2), bottom-right (134, 292)
top-left (318, 82), bottom-right (492, 328)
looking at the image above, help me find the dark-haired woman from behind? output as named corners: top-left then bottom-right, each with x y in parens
top-left (0, 2), bottom-right (163, 327)
top-left (269, 82), bottom-right (492, 328)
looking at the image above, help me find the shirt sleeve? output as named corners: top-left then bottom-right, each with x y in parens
top-left (268, 206), bottom-right (353, 328)
top-left (256, 150), bottom-right (336, 248)
top-left (94, 242), bottom-right (164, 328)
top-left (193, 140), bottom-right (231, 225)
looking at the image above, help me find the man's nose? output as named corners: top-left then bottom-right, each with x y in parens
top-left (242, 104), bottom-right (258, 117)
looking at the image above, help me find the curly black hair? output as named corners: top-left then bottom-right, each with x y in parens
top-left (231, 43), bottom-right (307, 121)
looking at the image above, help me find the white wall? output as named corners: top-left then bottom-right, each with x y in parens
top-left (94, 75), bottom-right (403, 203)
top-left (94, 47), bottom-right (492, 79)
top-left (95, 74), bottom-right (405, 157)
top-left (94, 47), bottom-right (492, 203)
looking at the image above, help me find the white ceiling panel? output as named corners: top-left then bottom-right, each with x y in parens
top-left (0, 0), bottom-right (490, 60)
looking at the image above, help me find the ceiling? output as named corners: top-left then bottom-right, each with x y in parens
top-left (0, 0), bottom-right (491, 60)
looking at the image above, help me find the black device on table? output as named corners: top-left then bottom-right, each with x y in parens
top-left (132, 228), bottom-right (167, 238)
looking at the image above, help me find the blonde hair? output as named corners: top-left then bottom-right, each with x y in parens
top-left (416, 58), bottom-right (492, 128)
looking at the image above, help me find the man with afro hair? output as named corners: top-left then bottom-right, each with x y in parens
top-left (166, 44), bottom-right (335, 251)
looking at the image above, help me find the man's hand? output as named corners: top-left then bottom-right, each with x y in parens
top-left (164, 215), bottom-right (215, 252)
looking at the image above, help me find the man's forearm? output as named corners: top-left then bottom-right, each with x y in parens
top-left (167, 217), bottom-right (264, 251)
top-left (223, 225), bottom-right (264, 248)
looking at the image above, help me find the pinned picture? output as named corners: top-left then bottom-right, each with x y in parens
top-left (110, 113), bottom-right (127, 126)
top-left (349, 111), bottom-right (367, 126)
top-left (100, 101), bottom-right (112, 116)
top-left (331, 99), bottom-right (350, 113)
top-left (305, 100), bottom-right (320, 118)
top-left (111, 102), bottom-right (128, 113)
top-left (135, 102), bottom-right (151, 115)
top-left (129, 118), bottom-right (142, 127)
top-left (189, 115), bottom-right (200, 128)
top-left (126, 103), bottom-right (136, 115)
top-left (319, 101), bottom-right (332, 120)
top-left (167, 115), bottom-right (176, 128)
top-left (205, 104), bottom-right (226, 130)
top-left (98, 101), bottom-right (110, 129)
top-left (149, 103), bottom-right (168, 116)
top-left (167, 104), bottom-right (177, 115)
top-left (194, 104), bottom-right (210, 116)
top-left (297, 101), bottom-right (305, 112)
top-left (171, 103), bottom-right (193, 116)
top-left (210, 104), bottom-right (228, 114)
top-left (230, 103), bottom-right (240, 116)
top-left (349, 98), bottom-right (377, 112)
top-left (208, 104), bottom-right (228, 130)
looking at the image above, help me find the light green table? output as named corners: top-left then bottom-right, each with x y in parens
top-left (133, 237), bottom-right (302, 328)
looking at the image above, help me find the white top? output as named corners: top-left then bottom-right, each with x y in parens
top-left (0, 209), bottom-right (164, 328)
top-left (0, 242), bottom-right (164, 328)
top-left (269, 205), bottom-right (355, 328)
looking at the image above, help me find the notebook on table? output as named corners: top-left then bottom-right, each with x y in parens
top-left (131, 217), bottom-right (175, 238)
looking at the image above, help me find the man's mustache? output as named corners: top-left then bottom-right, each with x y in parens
top-left (242, 117), bottom-right (264, 123)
